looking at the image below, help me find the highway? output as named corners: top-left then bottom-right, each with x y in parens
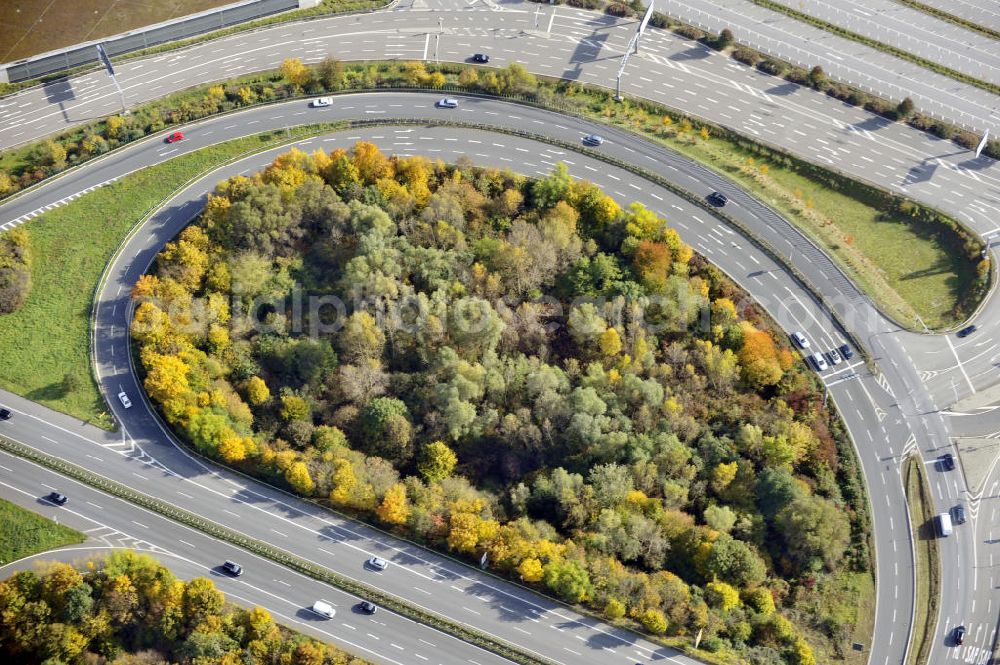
top-left (0, 448), bottom-right (519, 665)
top-left (0, 1), bottom-right (999, 662)
top-left (4, 1), bottom-right (1000, 407)
top-left (0, 91), bottom-right (921, 665)
top-left (753, 0), bottom-right (1000, 86)
top-left (654, 0), bottom-right (1000, 133)
top-left (911, 0), bottom-right (1000, 34)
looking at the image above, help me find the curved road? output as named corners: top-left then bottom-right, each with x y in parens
top-left (0, 91), bottom-right (921, 664)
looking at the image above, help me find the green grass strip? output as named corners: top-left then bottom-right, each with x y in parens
top-left (0, 496), bottom-right (86, 566)
top-left (893, 0), bottom-right (1000, 43)
top-left (0, 125), bottom-right (343, 428)
top-left (904, 454), bottom-right (938, 665)
top-left (749, 0), bottom-right (1000, 99)
top-left (0, 435), bottom-right (561, 665)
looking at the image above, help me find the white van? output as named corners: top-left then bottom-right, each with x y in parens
top-left (311, 600), bottom-right (336, 618)
top-left (936, 512), bottom-right (953, 537)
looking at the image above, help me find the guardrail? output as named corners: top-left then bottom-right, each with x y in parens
top-left (0, 434), bottom-right (560, 665)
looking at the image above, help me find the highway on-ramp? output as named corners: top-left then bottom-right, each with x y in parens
top-left (0, 90), bottom-right (923, 665)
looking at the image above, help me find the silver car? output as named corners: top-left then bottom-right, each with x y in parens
top-left (790, 332), bottom-right (810, 349)
top-left (436, 98), bottom-right (459, 108)
top-left (367, 556), bottom-right (388, 571)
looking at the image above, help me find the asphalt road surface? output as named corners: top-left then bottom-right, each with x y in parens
top-left (0, 449), bottom-right (520, 665)
top-left (912, 0), bottom-right (1000, 34)
top-left (759, 0), bottom-right (1000, 86)
top-left (0, 4), bottom-right (998, 660)
top-left (0, 90), bottom-right (926, 665)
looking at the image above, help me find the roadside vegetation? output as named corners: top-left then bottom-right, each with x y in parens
top-left (0, 57), bottom-right (985, 328)
top-left (0, 497), bottom-right (84, 566)
top-left (0, 229), bottom-right (32, 314)
top-left (131, 140), bottom-right (872, 663)
top-left (0, 550), bottom-right (372, 664)
top-left (0, 126), bottom-right (339, 427)
top-left (905, 454), bottom-right (938, 665)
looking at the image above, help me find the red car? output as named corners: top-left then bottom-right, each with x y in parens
top-left (165, 131), bottom-right (185, 143)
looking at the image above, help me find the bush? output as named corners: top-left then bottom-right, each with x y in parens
top-left (732, 47), bottom-right (761, 67)
top-left (673, 24), bottom-right (705, 41)
top-left (605, 3), bottom-right (630, 17)
top-left (714, 28), bottom-right (734, 50)
top-left (862, 97), bottom-right (896, 118)
top-left (0, 229), bottom-right (32, 314)
top-left (649, 11), bottom-right (670, 29)
top-left (567, 0), bottom-right (600, 8)
top-left (756, 59), bottom-right (786, 76)
top-left (955, 131), bottom-right (981, 150)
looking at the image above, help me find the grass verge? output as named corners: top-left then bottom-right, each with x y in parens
top-left (0, 124), bottom-right (340, 428)
top-left (749, 0), bottom-right (1000, 98)
top-left (904, 454), bottom-right (938, 665)
top-left (894, 0), bottom-right (1000, 42)
top-left (0, 496), bottom-right (85, 566)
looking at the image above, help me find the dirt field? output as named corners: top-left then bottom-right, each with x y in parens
top-left (0, 0), bottom-right (236, 63)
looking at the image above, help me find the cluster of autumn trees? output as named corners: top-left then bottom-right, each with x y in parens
top-left (0, 551), bottom-right (368, 664)
top-left (0, 229), bottom-right (31, 314)
top-left (131, 142), bottom-right (866, 664)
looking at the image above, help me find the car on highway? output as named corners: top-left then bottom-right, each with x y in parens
top-left (838, 343), bottom-right (854, 360)
top-left (436, 98), bottom-right (459, 108)
top-left (357, 601), bottom-right (377, 614)
top-left (953, 503), bottom-right (967, 525)
top-left (582, 134), bottom-right (604, 146)
top-left (826, 348), bottom-right (843, 366)
top-left (957, 324), bottom-right (977, 338)
top-left (367, 556), bottom-right (388, 571)
top-left (222, 560), bottom-right (243, 576)
top-left (954, 625), bottom-right (966, 645)
top-left (118, 391), bottom-right (132, 409)
top-left (311, 600), bottom-right (336, 618)
top-left (165, 131), bottom-right (185, 144)
top-left (46, 492), bottom-right (68, 506)
top-left (941, 453), bottom-right (955, 471)
top-left (790, 331), bottom-right (810, 349)
top-left (472, 53), bottom-right (490, 63)
top-left (707, 191), bottom-right (728, 207)
top-left (310, 97), bottom-right (332, 107)
top-left (809, 352), bottom-right (828, 372)
top-left (0, 408), bottom-right (10, 420)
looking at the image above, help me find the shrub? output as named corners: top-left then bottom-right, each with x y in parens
top-left (649, 11), bottom-right (670, 29)
top-left (605, 3), bottom-right (630, 17)
top-left (715, 28), bottom-right (734, 50)
top-left (731, 47), bottom-right (761, 67)
top-left (673, 25), bottom-right (705, 41)
top-left (756, 59), bottom-right (786, 76)
top-left (567, 0), bottom-right (600, 8)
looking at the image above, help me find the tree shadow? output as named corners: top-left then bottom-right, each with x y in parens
top-left (669, 45), bottom-right (710, 61)
top-left (25, 381), bottom-right (67, 402)
top-left (765, 82), bottom-right (799, 96)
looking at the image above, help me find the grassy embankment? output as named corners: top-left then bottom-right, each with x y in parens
top-left (0, 496), bottom-right (85, 566)
top-left (905, 454), bottom-right (939, 665)
top-left (0, 126), bottom-right (338, 427)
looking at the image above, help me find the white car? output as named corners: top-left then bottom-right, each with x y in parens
top-left (311, 600), bottom-right (336, 618)
top-left (790, 332), bottom-right (810, 349)
top-left (118, 391), bottom-right (132, 409)
top-left (826, 348), bottom-right (843, 366)
top-left (310, 97), bottom-right (332, 107)
top-left (436, 98), bottom-right (459, 108)
top-left (367, 556), bottom-right (388, 571)
top-left (809, 352), bottom-right (829, 372)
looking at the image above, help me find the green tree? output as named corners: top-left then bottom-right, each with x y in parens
top-left (776, 494), bottom-right (850, 573)
top-left (543, 559), bottom-right (592, 603)
top-left (532, 162), bottom-right (572, 209)
top-left (419, 440), bottom-right (458, 483)
top-left (359, 397), bottom-right (413, 462)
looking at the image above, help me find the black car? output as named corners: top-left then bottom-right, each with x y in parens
top-left (953, 503), bottom-right (967, 524)
top-left (707, 191), bottom-right (728, 207)
top-left (357, 601), bottom-right (377, 614)
top-left (957, 324), bottom-right (977, 338)
top-left (954, 625), bottom-right (966, 645)
top-left (46, 492), bottom-right (68, 506)
top-left (838, 344), bottom-right (854, 360)
top-left (941, 453), bottom-right (956, 471)
top-left (0, 408), bottom-right (10, 420)
top-left (472, 53), bottom-right (490, 63)
top-left (222, 560), bottom-right (243, 576)
top-left (582, 134), bottom-right (605, 146)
